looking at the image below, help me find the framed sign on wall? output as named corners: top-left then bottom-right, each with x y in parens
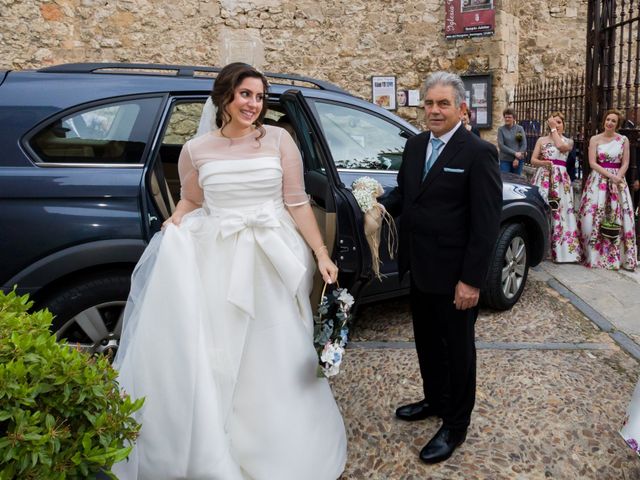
top-left (371, 76), bottom-right (397, 110)
top-left (444, 0), bottom-right (495, 39)
top-left (461, 73), bottom-right (492, 128)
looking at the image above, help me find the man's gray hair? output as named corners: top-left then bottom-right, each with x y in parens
top-left (424, 71), bottom-right (466, 107)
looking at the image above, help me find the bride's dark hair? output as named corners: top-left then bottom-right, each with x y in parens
top-left (211, 62), bottom-right (269, 139)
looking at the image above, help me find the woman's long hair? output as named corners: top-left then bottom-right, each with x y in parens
top-left (211, 62), bottom-right (269, 139)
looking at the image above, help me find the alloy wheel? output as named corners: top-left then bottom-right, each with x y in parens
top-left (501, 236), bottom-right (527, 299)
top-left (55, 300), bottom-right (125, 358)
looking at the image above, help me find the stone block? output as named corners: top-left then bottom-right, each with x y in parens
top-left (566, 7), bottom-right (578, 18)
top-left (40, 3), bottom-right (63, 21)
top-left (112, 12), bottom-right (134, 28)
top-left (219, 28), bottom-right (264, 69)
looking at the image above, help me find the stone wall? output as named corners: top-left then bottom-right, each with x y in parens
top-left (518, 0), bottom-right (589, 81)
top-left (0, 0), bottom-right (588, 134)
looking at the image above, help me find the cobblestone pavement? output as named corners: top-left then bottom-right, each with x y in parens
top-left (331, 279), bottom-right (640, 479)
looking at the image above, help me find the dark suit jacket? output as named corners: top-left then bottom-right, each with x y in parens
top-left (383, 126), bottom-right (502, 294)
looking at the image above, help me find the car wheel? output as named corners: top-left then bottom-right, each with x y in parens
top-left (38, 272), bottom-right (130, 358)
top-left (482, 223), bottom-right (529, 310)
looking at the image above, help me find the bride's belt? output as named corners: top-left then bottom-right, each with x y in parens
top-left (207, 200), bottom-right (306, 318)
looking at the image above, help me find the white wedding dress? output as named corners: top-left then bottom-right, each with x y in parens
top-left (112, 125), bottom-right (347, 480)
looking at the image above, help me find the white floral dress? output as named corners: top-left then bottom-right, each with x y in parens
top-left (577, 135), bottom-right (637, 270)
top-left (531, 139), bottom-right (582, 263)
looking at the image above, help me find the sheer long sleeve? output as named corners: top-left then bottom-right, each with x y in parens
top-left (178, 141), bottom-right (204, 206)
top-left (279, 129), bottom-right (310, 207)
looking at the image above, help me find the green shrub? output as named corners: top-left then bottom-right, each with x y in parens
top-left (0, 288), bottom-right (143, 479)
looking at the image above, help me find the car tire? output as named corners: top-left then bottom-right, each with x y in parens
top-left (38, 271), bottom-right (131, 357)
top-left (482, 223), bottom-right (529, 311)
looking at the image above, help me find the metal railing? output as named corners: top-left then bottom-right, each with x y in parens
top-left (586, 0), bottom-right (640, 182)
top-left (513, 74), bottom-right (586, 180)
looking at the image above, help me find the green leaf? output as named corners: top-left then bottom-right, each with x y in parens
top-left (82, 433), bottom-right (92, 451)
top-left (86, 453), bottom-right (108, 463)
top-left (45, 413), bottom-right (55, 429)
top-left (110, 445), bottom-right (133, 464)
top-left (0, 463), bottom-right (17, 480)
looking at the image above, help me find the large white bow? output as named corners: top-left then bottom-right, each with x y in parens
top-left (218, 204), bottom-right (307, 318)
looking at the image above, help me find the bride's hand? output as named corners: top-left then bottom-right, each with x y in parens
top-left (162, 200), bottom-right (200, 229)
top-left (162, 212), bottom-right (185, 229)
top-left (316, 250), bottom-right (339, 284)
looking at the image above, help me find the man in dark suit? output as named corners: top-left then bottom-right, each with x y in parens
top-left (382, 71), bottom-right (502, 463)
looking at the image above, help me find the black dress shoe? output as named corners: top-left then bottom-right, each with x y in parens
top-left (419, 426), bottom-right (467, 464)
top-left (395, 400), bottom-right (440, 421)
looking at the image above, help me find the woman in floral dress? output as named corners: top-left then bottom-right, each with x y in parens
top-left (531, 111), bottom-right (582, 262)
top-left (577, 109), bottom-right (637, 270)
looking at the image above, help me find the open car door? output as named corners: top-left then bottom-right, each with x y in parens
top-left (280, 90), bottom-right (372, 305)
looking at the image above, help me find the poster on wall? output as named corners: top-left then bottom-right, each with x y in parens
top-left (407, 89), bottom-right (421, 107)
top-left (397, 89), bottom-right (408, 107)
top-left (372, 76), bottom-right (396, 110)
top-left (444, 0), bottom-right (495, 39)
top-left (461, 74), bottom-right (492, 128)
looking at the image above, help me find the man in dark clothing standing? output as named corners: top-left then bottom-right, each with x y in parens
top-left (382, 71), bottom-right (502, 464)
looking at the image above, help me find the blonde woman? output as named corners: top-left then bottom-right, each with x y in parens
top-left (530, 111), bottom-right (582, 262)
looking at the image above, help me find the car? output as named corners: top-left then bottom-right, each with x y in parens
top-left (0, 63), bottom-right (549, 355)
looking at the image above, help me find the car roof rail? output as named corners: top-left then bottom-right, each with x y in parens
top-left (38, 63), bottom-right (352, 95)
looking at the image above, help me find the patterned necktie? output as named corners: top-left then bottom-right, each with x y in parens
top-left (423, 137), bottom-right (444, 180)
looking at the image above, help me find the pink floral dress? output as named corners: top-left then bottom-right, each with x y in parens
top-left (577, 135), bottom-right (637, 270)
top-left (531, 139), bottom-right (582, 263)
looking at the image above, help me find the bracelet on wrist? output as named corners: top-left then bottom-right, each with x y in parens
top-left (313, 245), bottom-right (328, 258)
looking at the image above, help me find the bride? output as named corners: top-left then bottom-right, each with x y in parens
top-left (112, 62), bottom-right (347, 479)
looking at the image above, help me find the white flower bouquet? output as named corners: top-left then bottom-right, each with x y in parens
top-left (351, 176), bottom-right (397, 279)
top-left (313, 284), bottom-right (354, 378)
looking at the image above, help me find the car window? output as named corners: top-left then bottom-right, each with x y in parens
top-left (162, 101), bottom-right (205, 145)
top-left (30, 97), bottom-right (162, 165)
top-left (314, 101), bottom-right (407, 171)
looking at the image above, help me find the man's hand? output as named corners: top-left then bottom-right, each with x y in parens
top-left (454, 281), bottom-right (480, 310)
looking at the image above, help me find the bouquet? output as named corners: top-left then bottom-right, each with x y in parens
top-left (313, 284), bottom-right (354, 378)
top-left (351, 176), bottom-right (397, 279)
